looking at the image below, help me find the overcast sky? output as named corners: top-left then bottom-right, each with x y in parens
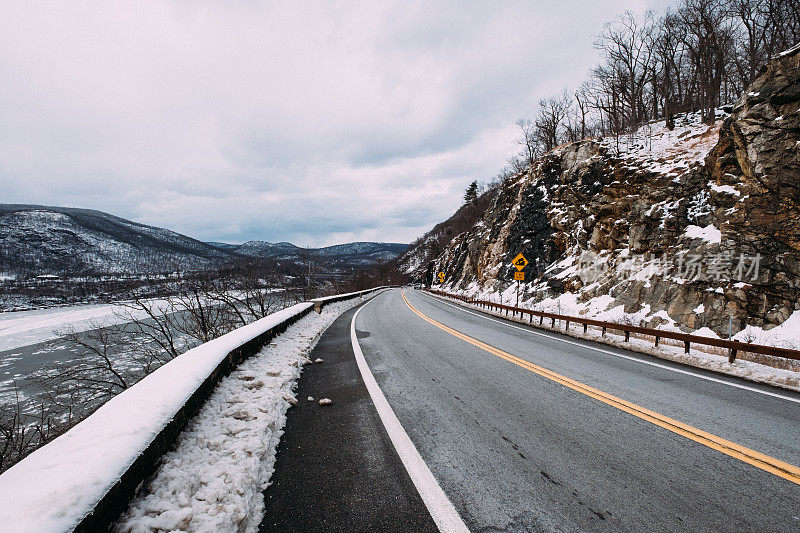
top-left (0, 1), bottom-right (672, 247)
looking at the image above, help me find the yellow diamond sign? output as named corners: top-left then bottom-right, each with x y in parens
top-left (512, 253), bottom-right (528, 271)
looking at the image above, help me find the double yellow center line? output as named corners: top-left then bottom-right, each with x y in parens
top-left (401, 291), bottom-right (800, 486)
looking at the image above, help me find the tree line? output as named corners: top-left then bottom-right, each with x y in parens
top-left (504, 0), bottom-right (799, 172)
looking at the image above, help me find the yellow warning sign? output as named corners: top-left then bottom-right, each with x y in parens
top-left (437, 272), bottom-right (445, 283)
top-left (514, 271), bottom-right (525, 281)
top-left (512, 253), bottom-right (528, 271)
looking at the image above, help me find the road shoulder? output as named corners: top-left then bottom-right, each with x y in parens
top-left (259, 302), bottom-right (438, 533)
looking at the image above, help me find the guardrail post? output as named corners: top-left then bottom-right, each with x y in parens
top-left (728, 340), bottom-right (739, 363)
top-left (602, 327), bottom-right (606, 336)
top-left (654, 336), bottom-right (659, 347)
top-left (684, 341), bottom-right (690, 354)
top-left (583, 323), bottom-right (587, 334)
top-left (551, 317), bottom-right (555, 327)
top-left (539, 316), bottom-right (543, 325)
top-left (565, 320), bottom-right (570, 331)
top-left (624, 331), bottom-right (630, 342)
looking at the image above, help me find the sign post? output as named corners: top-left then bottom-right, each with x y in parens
top-left (511, 253), bottom-right (528, 308)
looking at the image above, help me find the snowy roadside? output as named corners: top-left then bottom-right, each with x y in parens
top-left (430, 293), bottom-right (800, 393)
top-left (114, 297), bottom-right (366, 533)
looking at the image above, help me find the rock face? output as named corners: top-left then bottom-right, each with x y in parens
top-left (709, 43), bottom-right (800, 328)
top-left (427, 45), bottom-right (800, 337)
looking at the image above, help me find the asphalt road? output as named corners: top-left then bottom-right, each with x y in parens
top-left (349, 288), bottom-right (800, 532)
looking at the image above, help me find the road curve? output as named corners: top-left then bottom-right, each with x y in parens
top-left (354, 288), bottom-right (800, 532)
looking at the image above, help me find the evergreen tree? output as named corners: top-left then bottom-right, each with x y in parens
top-left (464, 180), bottom-right (479, 206)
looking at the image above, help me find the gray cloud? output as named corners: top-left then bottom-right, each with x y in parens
top-left (0, 0), bottom-right (674, 247)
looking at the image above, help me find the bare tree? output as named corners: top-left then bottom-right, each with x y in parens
top-left (594, 10), bottom-right (658, 131)
top-left (764, 0), bottom-right (800, 59)
top-left (534, 92), bottom-right (572, 152)
top-left (118, 297), bottom-right (187, 365)
top-left (574, 84), bottom-right (592, 139)
top-left (677, 0), bottom-right (735, 122)
top-left (0, 384), bottom-right (66, 472)
top-left (33, 324), bottom-right (140, 415)
top-left (515, 118), bottom-right (540, 167)
top-left (204, 263), bottom-right (285, 327)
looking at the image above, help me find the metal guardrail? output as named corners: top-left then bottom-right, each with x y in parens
top-left (425, 289), bottom-right (800, 362)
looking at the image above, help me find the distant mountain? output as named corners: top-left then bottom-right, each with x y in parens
top-left (0, 204), bottom-right (408, 278)
top-left (0, 204), bottom-right (239, 276)
top-left (208, 240), bottom-right (408, 271)
top-left (231, 241), bottom-right (302, 260)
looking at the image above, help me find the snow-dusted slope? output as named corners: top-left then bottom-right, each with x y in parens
top-left (0, 205), bottom-right (238, 275)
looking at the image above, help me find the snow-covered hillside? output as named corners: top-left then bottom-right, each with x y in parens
top-left (0, 204), bottom-right (408, 278)
top-left (215, 240), bottom-right (408, 269)
top-left (0, 205), bottom-right (237, 275)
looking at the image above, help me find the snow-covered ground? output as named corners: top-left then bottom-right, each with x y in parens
top-left (600, 109), bottom-right (727, 177)
top-left (0, 288), bottom-right (291, 353)
top-left (0, 299), bottom-right (171, 352)
top-left (114, 298), bottom-right (363, 533)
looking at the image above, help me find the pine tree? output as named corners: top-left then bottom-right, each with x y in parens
top-left (464, 180), bottom-right (478, 206)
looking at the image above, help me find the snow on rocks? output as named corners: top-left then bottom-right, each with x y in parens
top-left (314, 358), bottom-right (324, 363)
top-left (734, 310), bottom-right (800, 349)
top-left (114, 298), bottom-right (363, 533)
top-left (318, 398), bottom-right (332, 406)
top-left (684, 224), bottom-right (722, 244)
top-left (600, 110), bottom-right (727, 178)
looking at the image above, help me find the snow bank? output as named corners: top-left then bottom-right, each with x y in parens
top-left (734, 310), bottom-right (800, 349)
top-left (114, 298), bottom-right (362, 532)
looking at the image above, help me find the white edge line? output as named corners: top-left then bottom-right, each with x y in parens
top-left (417, 291), bottom-right (800, 405)
top-left (351, 296), bottom-right (470, 533)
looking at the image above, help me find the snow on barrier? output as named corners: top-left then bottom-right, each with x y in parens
top-left (0, 286), bottom-right (391, 533)
top-left (310, 287), bottom-right (391, 312)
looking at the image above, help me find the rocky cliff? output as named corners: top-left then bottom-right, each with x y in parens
top-left (425, 44), bottom-right (800, 338)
